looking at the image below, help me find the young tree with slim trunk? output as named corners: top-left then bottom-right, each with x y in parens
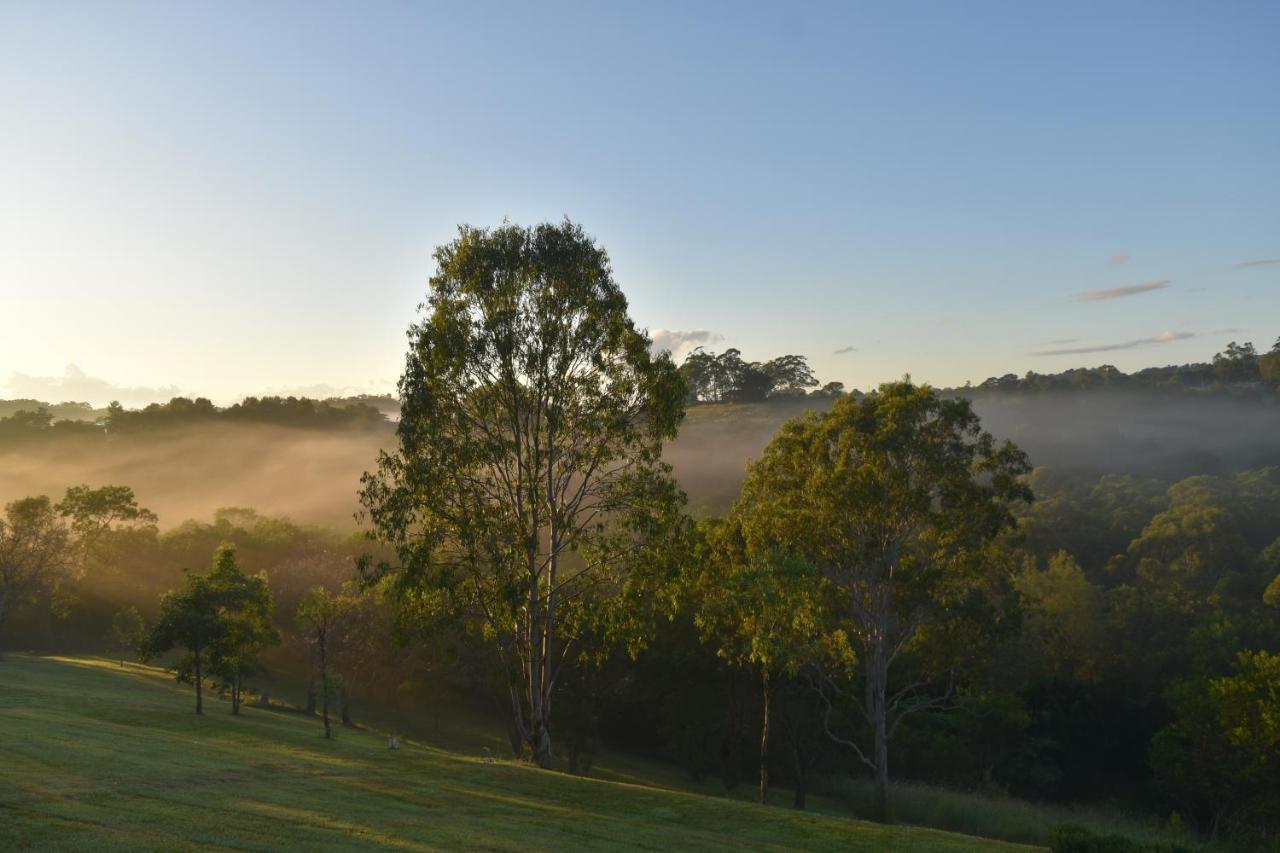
top-left (691, 516), bottom-right (822, 805)
top-left (733, 381), bottom-right (1031, 821)
top-left (207, 547), bottom-right (278, 715)
top-left (143, 568), bottom-right (225, 714)
top-left (361, 220), bottom-right (686, 768)
top-left (296, 586), bottom-right (351, 739)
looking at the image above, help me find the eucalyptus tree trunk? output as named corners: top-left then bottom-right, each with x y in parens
top-left (526, 529), bottom-right (554, 768)
top-left (360, 220), bottom-right (686, 777)
top-left (319, 623), bottom-right (331, 739)
top-left (865, 582), bottom-right (892, 823)
top-left (791, 745), bottom-right (808, 810)
top-left (869, 636), bottom-right (890, 823)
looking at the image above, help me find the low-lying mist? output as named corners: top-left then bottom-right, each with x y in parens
top-left (969, 391), bottom-right (1280, 477)
top-left (4, 390), bottom-right (1278, 528)
top-left (667, 391), bottom-right (1280, 514)
top-left (0, 423), bottom-right (386, 529)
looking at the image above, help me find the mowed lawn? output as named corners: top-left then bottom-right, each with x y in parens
top-left (0, 655), bottom-right (1037, 851)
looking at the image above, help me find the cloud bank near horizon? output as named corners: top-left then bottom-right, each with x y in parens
top-left (4, 365), bottom-right (183, 408)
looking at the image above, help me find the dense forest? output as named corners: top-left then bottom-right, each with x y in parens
top-left (3, 262), bottom-right (1279, 847)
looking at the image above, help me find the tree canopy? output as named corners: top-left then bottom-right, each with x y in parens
top-left (678, 348), bottom-right (820, 403)
top-left (143, 546), bottom-right (277, 715)
top-left (0, 497), bottom-right (72, 641)
top-left (730, 380), bottom-right (1032, 819)
top-left (361, 220), bottom-right (689, 767)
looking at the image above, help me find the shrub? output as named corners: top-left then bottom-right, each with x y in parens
top-left (1049, 824), bottom-right (1194, 853)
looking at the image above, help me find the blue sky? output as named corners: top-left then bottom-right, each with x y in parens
top-left (1, 1), bottom-right (1277, 404)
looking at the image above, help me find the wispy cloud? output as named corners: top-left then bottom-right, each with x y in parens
top-left (1078, 279), bottom-right (1171, 302)
top-left (649, 329), bottom-right (722, 360)
top-left (1108, 253), bottom-right (1130, 266)
top-left (3, 364), bottom-right (182, 407)
top-left (1236, 259), bottom-right (1280, 268)
top-left (254, 380), bottom-right (394, 401)
top-left (833, 345), bottom-right (857, 355)
top-left (1028, 330), bottom-right (1194, 356)
top-left (1210, 328), bottom-right (1246, 335)
top-left (1042, 338), bottom-right (1081, 346)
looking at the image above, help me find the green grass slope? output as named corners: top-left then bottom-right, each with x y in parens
top-left (0, 655), bottom-right (1037, 852)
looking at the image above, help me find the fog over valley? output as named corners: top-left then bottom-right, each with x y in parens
top-left (5, 386), bottom-right (1279, 529)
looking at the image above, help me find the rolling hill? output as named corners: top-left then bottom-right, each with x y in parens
top-left (0, 655), bottom-right (1035, 851)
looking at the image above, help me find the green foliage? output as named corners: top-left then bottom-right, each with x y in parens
top-left (1212, 342), bottom-right (1259, 384)
top-left (678, 347), bottom-right (820, 403)
top-left (688, 515), bottom-right (828, 801)
top-left (0, 495), bottom-right (72, 634)
top-left (361, 219), bottom-right (688, 766)
top-left (1014, 551), bottom-right (1105, 681)
top-left (1152, 651), bottom-right (1280, 842)
top-left (972, 334), bottom-right (1279, 395)
top-left (296, 585), bottom-right (354, 736)
top-left (1211, 652), bottom-right (1280, 776)
top-left (1264, 560), bottom-right (1280, 608)
top-left (206, 547), bottom-right (279, 713)
top-left (727, 380), bottom-right (1031, 818)
top-left (0, 395), bottom-right (389, 453)
top-left (142, 546), bottom-right (278, 714)
top-left (106, 395), bottom-right (388, 433)
top-left (110, 605), bottom-right (146, 664)
top-left (5, 333), bottom-right (1280, 845)
top-left (1259, 339), bottom-right (1280, 383)
top-left (1048, 824), bottom-right (1193, 853)
top-left (57, 484), bottom-right (158, 539)
top-left (0, 399), bottom-right (102, 421)
top-left (142, 563), bottom-right (225, 712)
top-left (690, 516), bottom-right (823, 677)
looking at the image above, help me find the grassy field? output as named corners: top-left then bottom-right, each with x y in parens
top-left (0, 654), bottom-right (1037, 851)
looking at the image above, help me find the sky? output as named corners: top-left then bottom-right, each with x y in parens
top-left (1, 1), bottom-right (1277, 405)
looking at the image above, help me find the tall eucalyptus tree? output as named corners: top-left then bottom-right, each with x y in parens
top-left (361, 220), bottom-right (686, 767)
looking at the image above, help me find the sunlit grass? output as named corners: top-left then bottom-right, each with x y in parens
top-left (0, 654), bottom-right (1034, 851)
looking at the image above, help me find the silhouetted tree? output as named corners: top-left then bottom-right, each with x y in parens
top-left (0, 497), bottom-right (71, 648)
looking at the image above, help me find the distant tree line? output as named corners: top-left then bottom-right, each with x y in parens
top-left (4, 339), bottom-right (1277, 450)
top-left (0, 399), bottom-right (103, 421)
top-left (677, 348), bottom-right (844, 403)
top-left (971, 337), bottom-right (1280, 396)
top-left (0, 394), bottom-right (391, 449)
top-left (105, 395), bottom-right (391, 432)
